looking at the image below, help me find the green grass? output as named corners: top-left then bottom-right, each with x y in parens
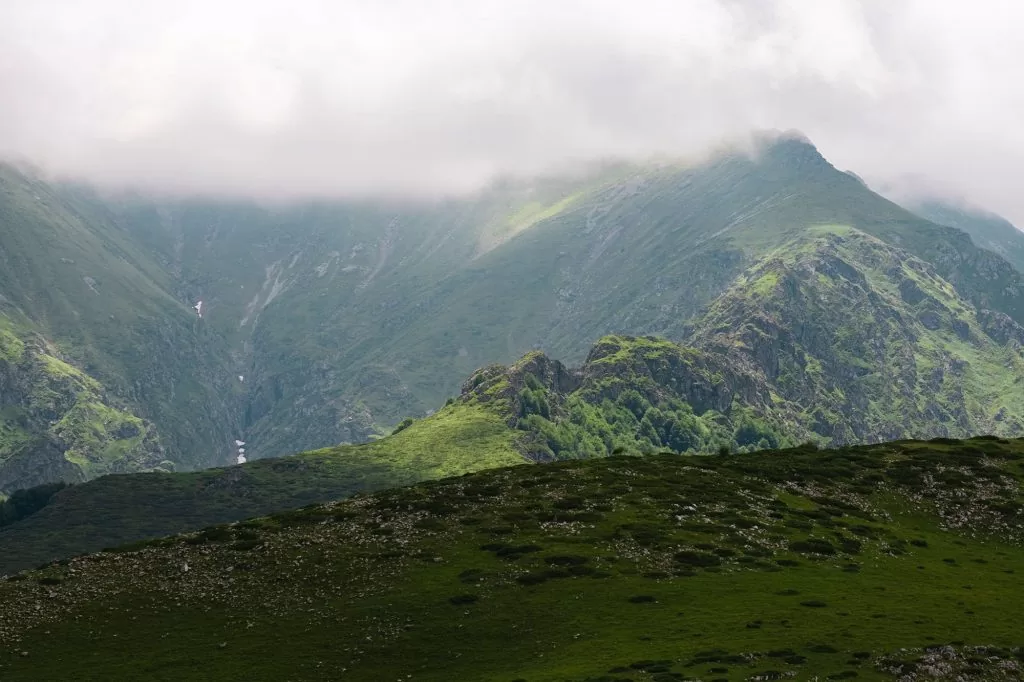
top-left (0, 326), bottom-right (24, 363)
top-left (0, 402), bottom-right (524, 575)
top-left (54, 401), bottom-right (148, 473)
top-left (38, 353), bottom-right (99, 386)
top-left (344, 402), bottom-right (524, 478)
top-left (0, 320), bottom-right (164, 489)
top-left (1, 437), bottom-right (1022, 680)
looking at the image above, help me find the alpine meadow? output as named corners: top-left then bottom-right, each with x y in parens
top-left (3, 2), bottom-right (1024, 680)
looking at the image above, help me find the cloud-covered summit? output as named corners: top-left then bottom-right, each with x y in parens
top-left (2, 1), bottom-right (1023, 224)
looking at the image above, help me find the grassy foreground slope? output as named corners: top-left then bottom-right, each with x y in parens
top-left (0, 403), bottom-right (522, 574)
top-left (2, 437), bottom-right (1023, 681)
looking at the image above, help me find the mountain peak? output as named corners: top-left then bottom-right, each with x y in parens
top-left (752, 130), bottom-right (831, 170)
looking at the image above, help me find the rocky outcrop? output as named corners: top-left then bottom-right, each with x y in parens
top-left (685, 229), bottom-right (1024, 444)
top-left (977, 309), bottom-right (1024, 349)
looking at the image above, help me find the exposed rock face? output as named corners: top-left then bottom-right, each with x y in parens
top-left (580, 336), bottom-right (743, 414)
top-left (461, 352), bottom-right (580, 428)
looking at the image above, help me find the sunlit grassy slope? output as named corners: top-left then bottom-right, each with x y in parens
top-left (0, 315), bottom-right (168, 492)
top-left (0, 403), bottom-right (523, 574)
top-left (1, 437), bottom-right (1022, 681)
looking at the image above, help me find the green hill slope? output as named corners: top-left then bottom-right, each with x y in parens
top-left (686, 226), bottom-right (1024, 442)
top-left (2, 437), bottom-right (1022, 681)
top-left (0, 317), bottom-right (166, 492)
top-left (0, 402), bottom-right (522, 574)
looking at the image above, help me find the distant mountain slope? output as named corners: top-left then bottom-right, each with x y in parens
top-left (5, 132), bottom-right (1024, 479)
top-left (76, 136), bottom-right (1024, 462)
top-left (2, 436), bottom-right (1023, 680)
top-left (0, 165), bottom-right (242, 484)
top-left (905, 199), bottom-right (1024, 274)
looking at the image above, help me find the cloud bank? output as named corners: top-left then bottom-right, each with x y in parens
top-left (1, 0), bottom-right (1023, 222)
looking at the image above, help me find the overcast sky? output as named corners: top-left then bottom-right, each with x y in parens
top-left (2, 0), bottom-right (1023, 223)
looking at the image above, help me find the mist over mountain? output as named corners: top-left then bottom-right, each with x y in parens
top-left (4, 4), bottom-right (1024, 680)
top-left (2, 1), bottom-right (1024, 227)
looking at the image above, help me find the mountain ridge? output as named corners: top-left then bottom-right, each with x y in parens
top-left (4, 132), bottom-right (1024, 486)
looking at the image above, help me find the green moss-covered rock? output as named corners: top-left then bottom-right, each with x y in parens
top-left (0, 323), bottom-right (164, 492)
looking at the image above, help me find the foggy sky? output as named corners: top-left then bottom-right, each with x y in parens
top-left (2, 1), bottom-right (1023, 224)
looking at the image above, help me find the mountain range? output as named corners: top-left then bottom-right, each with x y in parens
top-left (2, 132), bottom-right (1024, 496)
top-left (4, 131), bottom-right (1024, 680)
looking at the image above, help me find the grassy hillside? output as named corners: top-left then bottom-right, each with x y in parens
top-left (0, 402), bottom-right (523, 574)
top-left (687, 226), bottom-right (1024, 442)
top-left (0, 315), bottom-right (168, 492)
top-left (1, 436), bottom-right (1022, 680)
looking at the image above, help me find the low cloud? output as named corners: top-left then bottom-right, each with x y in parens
top-left (2, 1), bottom-right (1023, 223)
